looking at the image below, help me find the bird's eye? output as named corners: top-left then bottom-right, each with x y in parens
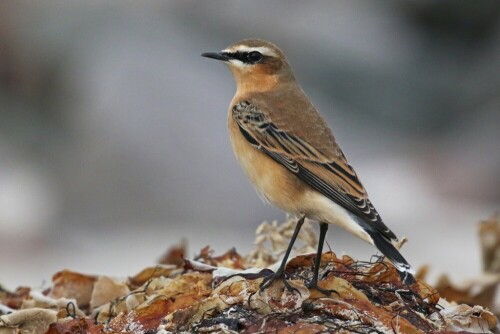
top-left (248, 51), bottom-right (263, 63)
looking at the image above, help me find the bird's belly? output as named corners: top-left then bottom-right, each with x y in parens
top-left (303, 190), bottom-right (373, 243)
top-left (228, 117), bottom-right (307, 214)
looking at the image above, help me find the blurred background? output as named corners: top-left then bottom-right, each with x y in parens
top-left (0, 0), bottom-right (499, 289)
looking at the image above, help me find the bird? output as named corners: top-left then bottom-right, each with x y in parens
top-left (201, 38), bottom-right (416, 292)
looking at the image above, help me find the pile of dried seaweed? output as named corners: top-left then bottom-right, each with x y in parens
top-left (0, 218), bottom-right (498, 334)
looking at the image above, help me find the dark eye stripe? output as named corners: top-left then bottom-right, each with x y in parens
top-left (223, 51), bottom-right (264, 64)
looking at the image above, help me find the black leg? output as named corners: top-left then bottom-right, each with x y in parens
top-left (260, 216), bottom-right (305, 292)
top-left (307, 222), bottom-right (333, 295)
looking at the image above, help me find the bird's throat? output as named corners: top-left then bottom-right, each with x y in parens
top-left (230, 68), bottom-right (279, 94)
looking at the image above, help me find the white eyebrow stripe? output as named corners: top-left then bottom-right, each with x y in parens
top-left (222, 45), bottom-right (277, 57)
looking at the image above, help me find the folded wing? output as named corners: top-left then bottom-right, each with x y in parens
top-left (232, 100), bottom-right (397, 242)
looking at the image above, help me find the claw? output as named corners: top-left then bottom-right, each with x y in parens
top-left (306, 279), bottom-right (338, 296)
top-left (259, 272), bottom-right (278, 291)
top-left (259, 271), bottom-right (301, 295)
top-left (282, 277), bottom-right (301, 295)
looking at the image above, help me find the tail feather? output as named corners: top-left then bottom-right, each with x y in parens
top-left (361, 223), bottom-right (416, 285)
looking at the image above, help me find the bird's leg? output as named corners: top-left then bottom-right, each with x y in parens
top-left (260, 216), bottom-right (305, 293)
top-left (306, 222), bottom-right (334, 295)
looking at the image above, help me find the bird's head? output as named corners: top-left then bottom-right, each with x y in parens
top-left (202, 38), bottom-right (295, 93)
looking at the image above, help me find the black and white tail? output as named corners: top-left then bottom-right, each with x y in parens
top-left (361, 223), bottom-right (416, 285)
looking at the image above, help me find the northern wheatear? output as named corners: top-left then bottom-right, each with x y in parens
top-left (202, 39), bottom-right (416, 291)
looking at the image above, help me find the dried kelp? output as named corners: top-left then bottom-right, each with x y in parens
top-left (0, 218), bottom-right (497, 334)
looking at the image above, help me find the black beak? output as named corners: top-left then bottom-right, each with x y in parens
top-left (201, 52), bottom-right (230, 61)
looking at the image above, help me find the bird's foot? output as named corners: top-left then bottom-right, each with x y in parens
top-left (259, 271), bottom-right (300, 295)
top-left (306, 279), bottom-right (337, 296)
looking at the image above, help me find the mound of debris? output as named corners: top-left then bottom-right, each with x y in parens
top-left (0, 219), bottom-right (498, 334)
